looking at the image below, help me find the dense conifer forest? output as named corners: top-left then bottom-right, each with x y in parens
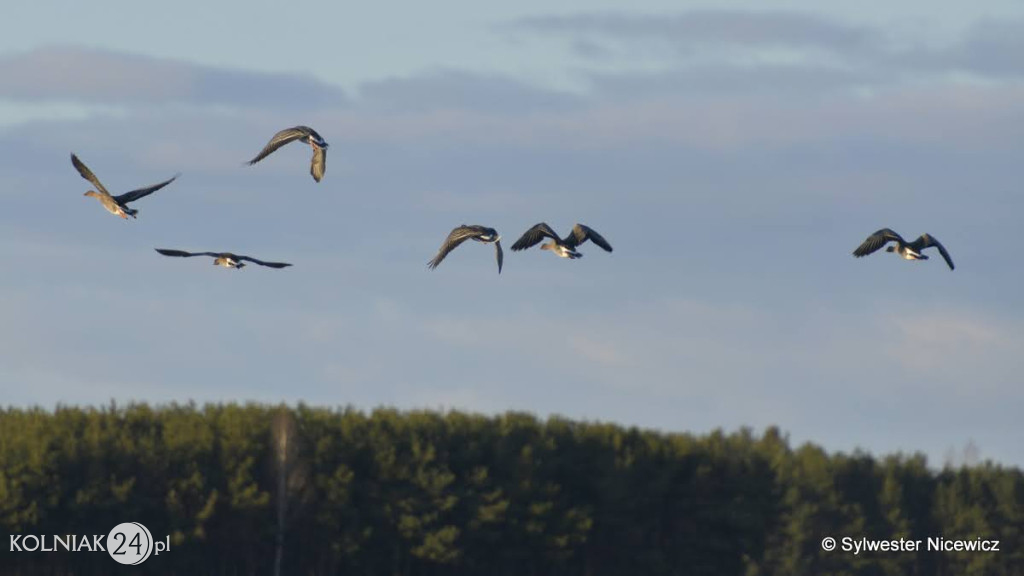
top-left (1, 403), bottom-right (1021, 575)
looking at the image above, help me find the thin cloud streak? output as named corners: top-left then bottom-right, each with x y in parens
top-left (357, 69), bottom-right (585, 114)
top-left (504, 10), bottom-right (1024, 85)
top-left (0, 46), bottom-right (348, 109)
top-left (504, 10), bottom-right (875, 53)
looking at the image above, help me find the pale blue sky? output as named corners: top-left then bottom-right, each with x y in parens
top-left (2, 1), bottom-right (1023, 467)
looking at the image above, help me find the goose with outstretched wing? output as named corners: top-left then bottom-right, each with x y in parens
top-left (72, 153), bottom-right (178, 219)
top-left (246, 126), bottom-right (328, 182)
top-left (155, 249), bottom-right (292, 269)
top-left (427, 225), bottom-right (503, 274)
top-left (853, 228), bottom-right (954, 270)
top-left (511, 222), bottom-right (613, 259)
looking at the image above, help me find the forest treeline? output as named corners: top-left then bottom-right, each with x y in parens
top-left (0, 403), bottom-right (1021, 575)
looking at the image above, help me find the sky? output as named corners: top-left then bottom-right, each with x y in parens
top-left (1, 1), bottom-right (1023, 467)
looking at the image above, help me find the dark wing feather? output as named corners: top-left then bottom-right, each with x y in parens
top-left (115, 174), bottom-right (178, 204)
top-left (310, 146), bottom-right (326, 182)
top-left (427, 226), bottom-right (485, 269)
top-left (566, 223), bottom-right (613, 252)
top-left (853, 228), bottom-right (905, 257)
top-left (238, 255), bottom-right (293, 268)
top-left (155, 248), bottom-right (220, 258)
top-left (510, 223), bottom-right (561, 251)
top-left (916, 234), bottom-right (955, 270)
top-left (300, 126), bottom-right (327, 147)
top-left (70, 153), bottom-right (111, 196)
top-left (494, 240), bottom-right (503, 274)
top-left (246, 127), bottom-right (309, 165)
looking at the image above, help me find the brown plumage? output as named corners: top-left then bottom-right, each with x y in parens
top-left (427, 225), bottom-right (502, 274)
top-left (246, 126), bottom-right (328, 182)
top-left (72, 153), bottom-right (177, 219)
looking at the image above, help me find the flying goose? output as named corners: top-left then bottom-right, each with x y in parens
top-left (853, 228), bottom-right (954, 270)
top-left (246, 126), bottom-right (328, 182)
top-left (72, 153), bottom-right (178, 219)
top-left (510, 223), bottom-right (613, 259)
top-left (155, 249), bottom-right (292, 269)
top-left (427, 225), bottom-right (503, 273)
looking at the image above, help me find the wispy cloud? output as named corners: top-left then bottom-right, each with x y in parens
top-left (502, 10), bottom-right (1024, 96)
top-left (504, 10), bottom-right (874, 54)
top-left (947, 18), bottom-right (1024, 78)
top-left (0, 46), bottom-right (348, 109)
top-left (357, 69), bottom-right (583, 115)
top-left (886, 308), bottom-right (1024, 390)
top-left (5, 36), bottom-right (1024, 161)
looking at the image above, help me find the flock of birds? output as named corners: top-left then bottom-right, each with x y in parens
top-left (71, 124), bottom-right (955, 273)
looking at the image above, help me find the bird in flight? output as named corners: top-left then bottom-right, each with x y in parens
top-left (71, 153), bottom-right (178, 219)
top-left (246, 126), bottom-right (329, 182)
top-left (510, 223), bottom-right (613, 260)
top-left (155, 249), bottom-right (292, 269)
top-left (853, 228), bottom-right (954, 270)
top-left (427, 225), bottom-right (503, 274)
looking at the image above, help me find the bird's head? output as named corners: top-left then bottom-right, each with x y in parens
top-left (83, 190), bottom-right (99, 198)
top-left (885, 246), bottom-right (896, 253)
top-left (540, 242), bottom-right (555, 251)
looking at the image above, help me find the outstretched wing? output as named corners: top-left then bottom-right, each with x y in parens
top-left (510, 223), bottom-right (561, 251)
top-left (565, 223), bottom-right (613, 252)
top-left (238, 255), bottom-right (293, 268)
top-left (310, 146), bottom-right (326, 182)
top-left (155, 248), bottom-right (219, 258)
top-left (115, 174), bottom-right (179, 204)
top-left (427, 225), bottom-right (487, 270)
top-left (916, 234), bottom-right (955, 270)
top-left (494, 240), bottom-right (503, 274)
top-left (853, 228), bottom-right (904, 257)
top-left (246, 127), bottom-right (309, 165)
top-left (70, 153), bottom-right (111, 196)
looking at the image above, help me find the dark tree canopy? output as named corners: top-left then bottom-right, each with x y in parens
top-left (0, 403), bottom-right (1020, 575)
